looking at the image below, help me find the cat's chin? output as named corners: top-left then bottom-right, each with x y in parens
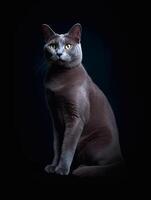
top-left (48, 59), bottom-right (73, 69)
top-left (56, 59), bottom-right (67, 65)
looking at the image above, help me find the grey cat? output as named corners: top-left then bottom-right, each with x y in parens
top-left (42, 23), bottom-right (123, 176)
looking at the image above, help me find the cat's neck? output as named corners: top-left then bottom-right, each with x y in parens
top-left (44, 63), bottom-right (87, 86)
top-left (46, 62), bottom-right (83, 76)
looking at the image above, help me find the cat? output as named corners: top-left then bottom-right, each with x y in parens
top-left (41, 23), bottom-right (124, 177)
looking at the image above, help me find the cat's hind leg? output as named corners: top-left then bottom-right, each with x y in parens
top-left (72, 129), bottom-right (124, 177)
top-left (72, 162), bottom-right (125, 177)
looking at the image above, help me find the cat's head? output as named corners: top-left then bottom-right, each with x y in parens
top-left (42, 23), bottom-right (82, 68)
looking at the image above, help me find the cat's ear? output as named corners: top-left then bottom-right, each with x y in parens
top-left (41, 24), bottom-right (56, 42)
top-left (68, 23), bottom-right (82, 43)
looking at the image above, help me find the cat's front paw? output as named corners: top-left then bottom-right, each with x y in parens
top-left (55, 165), bottom-right (70, 175)
top-left (44, 164), bottom-right (56, 174)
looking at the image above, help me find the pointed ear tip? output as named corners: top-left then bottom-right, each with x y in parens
top-left (41, 24), bottom-right (51, 30)
top-left (41, 24), bottom-right (46, 30)
top-left (75, 23), bottom-right (82, 31)
top-left (75, 23), bottom-right (82, 27)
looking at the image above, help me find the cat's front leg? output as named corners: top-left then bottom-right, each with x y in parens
top-left (55, 119), bottom-right (84, 175)
top-left (45, 120), bottom-right (60, 174)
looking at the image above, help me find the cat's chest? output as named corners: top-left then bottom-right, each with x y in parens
top-left (45, 78), bottom-right (66, 92)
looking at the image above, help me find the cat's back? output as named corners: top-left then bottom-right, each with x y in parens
top-left (84, 74), bottom-right (118, 133)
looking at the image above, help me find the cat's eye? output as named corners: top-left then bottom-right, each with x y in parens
top-left (50, 43), bottom-right (57, 49)
top-left (65, 44), bottom-right (72, 50)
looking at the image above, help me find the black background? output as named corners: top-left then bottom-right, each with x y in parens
top-left (11, 0), bottom-right (143, 187)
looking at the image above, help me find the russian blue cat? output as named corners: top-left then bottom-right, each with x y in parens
top-left (42, 23), bottom-right (123, 176)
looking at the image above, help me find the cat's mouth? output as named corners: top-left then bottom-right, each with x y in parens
top-left (56, 58), bottom-right (66, 64)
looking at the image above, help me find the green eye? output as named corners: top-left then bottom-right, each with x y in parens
top-left (50, 43), bottom-right (57, 49)
top-left (65, 44), bottom-right (72, 50)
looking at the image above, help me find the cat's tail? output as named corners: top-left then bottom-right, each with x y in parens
top-left (72, 162), bottom-right (125, 177)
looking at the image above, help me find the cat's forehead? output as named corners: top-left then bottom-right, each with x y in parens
top-left (50, 34), bottom-right (75, 44)
top-left (57, 34), bottom-right (65, 43)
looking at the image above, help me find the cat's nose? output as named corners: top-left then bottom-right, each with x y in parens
top-left (57, 53), bottom-right (62, 57)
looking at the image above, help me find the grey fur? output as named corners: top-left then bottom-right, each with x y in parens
top-left (42, 23), bottom-right (123, 177)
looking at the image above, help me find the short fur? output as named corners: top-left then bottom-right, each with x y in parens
top-left (41, 23), bottom-right (123, 176)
